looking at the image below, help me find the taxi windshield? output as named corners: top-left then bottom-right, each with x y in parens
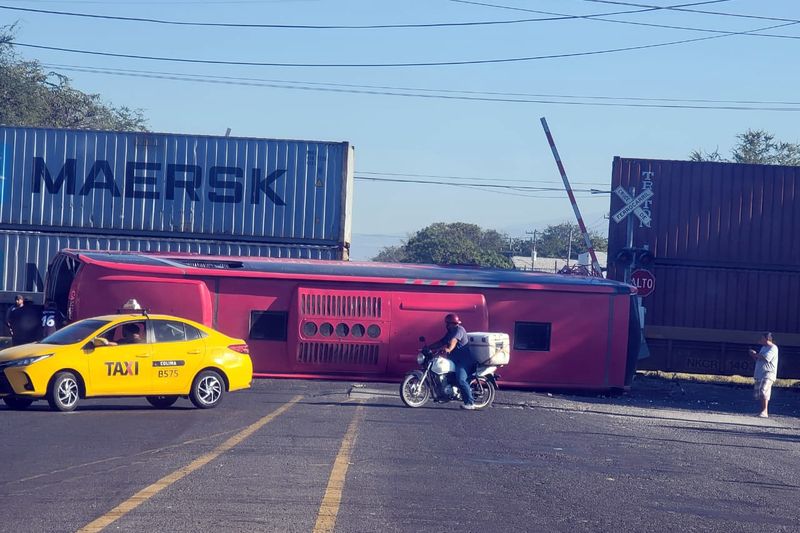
top-left (41, 319), bottom-right (111, 345)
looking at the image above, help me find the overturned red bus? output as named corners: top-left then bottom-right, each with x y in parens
top-left (45, 251), bottom-right (640, 390)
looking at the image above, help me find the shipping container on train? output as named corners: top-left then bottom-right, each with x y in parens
top-left (608, 157), bottom-right (800, 378)
top-left (0, 229), bottom-right (343, 300)
top-left (0, 125), bottom-right (354, 303)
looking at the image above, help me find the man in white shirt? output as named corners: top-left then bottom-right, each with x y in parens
top-left (749, 332), bottom-right (779, 418)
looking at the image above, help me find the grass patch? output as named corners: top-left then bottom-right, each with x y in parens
top-left (637, 370), bottom-right (800, 389)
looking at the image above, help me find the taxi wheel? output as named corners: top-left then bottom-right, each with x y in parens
top-left (146, 395), bottom-right (179, 409)
top-left (47, 371), bottom-right (80, 412)
top-left (190, 370), bottom-right (225, 409)
top-left (3, 396), bottom-right (34, 410)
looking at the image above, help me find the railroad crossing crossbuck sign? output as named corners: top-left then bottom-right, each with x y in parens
top-left (612, 187), bottom-right (653, 226)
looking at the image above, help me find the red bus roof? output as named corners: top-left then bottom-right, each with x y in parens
top-left (64, 250), bottom-right (633, 294)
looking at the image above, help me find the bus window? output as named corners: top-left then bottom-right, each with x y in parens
top-left (250, 311), bottom-right (288, 341)
top-left (513, 322), bottom-right (552, 351)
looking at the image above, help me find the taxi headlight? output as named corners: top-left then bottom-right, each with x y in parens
top-left (416, 353), bottom-right (425, 365)
top-left (7, 354), bottom-right (53, 367)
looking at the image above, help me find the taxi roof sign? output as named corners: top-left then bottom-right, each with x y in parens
top-left (122, 299), bottom-right (142, 310)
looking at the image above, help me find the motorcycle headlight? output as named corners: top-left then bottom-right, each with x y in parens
top-left (6, 354), bottom-right (53, 367)
top-left (416, 353), bottom-right (425, 365)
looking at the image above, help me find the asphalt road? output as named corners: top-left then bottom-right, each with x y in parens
top-left (1, 377), bottom-right (798, 533)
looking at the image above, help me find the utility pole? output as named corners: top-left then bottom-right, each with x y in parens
top-left (525, 230), bottom-right (538, 271)
top-left (566, 227), bottom-right (573, 266)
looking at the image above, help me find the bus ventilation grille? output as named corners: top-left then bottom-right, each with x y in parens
top-left (297, 342), bottom-right (380, 366)
top-left (301, 294), bottom-right (382, 319)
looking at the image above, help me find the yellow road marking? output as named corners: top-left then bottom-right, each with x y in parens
top-left (313, 405), bottom-right (364, 533)
top-left (77, 395), bottom-right (303, 533)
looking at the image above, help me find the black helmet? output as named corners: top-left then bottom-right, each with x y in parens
top-left (444, 313), bottom-right (461, 325)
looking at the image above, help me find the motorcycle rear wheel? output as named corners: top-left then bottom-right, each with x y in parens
top-left (400, 374), bottom-right (430, 408)
top-left (470, 377), bottom-right (496, 409)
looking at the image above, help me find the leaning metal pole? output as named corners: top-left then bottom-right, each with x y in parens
top-left (540, 117), bottom-right (603, 277)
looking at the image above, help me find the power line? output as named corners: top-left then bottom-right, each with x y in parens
top-left (15, 18), bottom-right (796, 68)
top-left (43, 63), bottom-right (800, 107)
top-left (352, 232), bottom-right (407, 239)
top-left (12, 0), bottom-right (315, 3)
top-left (358, 171), bottom-right (607, 186)
top-left (356, 175), bottom-right (574, 191)
top-left (583, 0), bottom-right (800, 24)
top-left (0, 3), bottom-right (684, 30)
top-left (451, 0), bottom-right (800, 40)
top-left (41, 63), bottom-right (800, 111)
top-left (354, 175), bottom-right (604, 198)
top-left (451, 0), bottom-right (729, 14)
top-left (0, 1), bottom-right (741, 30)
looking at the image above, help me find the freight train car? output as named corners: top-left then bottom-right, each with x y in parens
top-left (0, 125), bottom-right (354, 305)
top-left (45, 250), bottom-right (641, 390)
top-left (608, 156), bottom-right (800, 378)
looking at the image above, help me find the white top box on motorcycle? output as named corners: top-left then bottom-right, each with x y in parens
top-left (467, 332), bottom-right (511, 366)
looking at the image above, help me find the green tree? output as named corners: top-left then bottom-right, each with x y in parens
top-left (688, 147), bottom-right (725, 162)
top-left (0, 25), bottom-right (147, 131)
top-left (372, 245), bottom-right (407, 263)
top-left (510, 222), bottom-right (607, 259)
top-left (690, 129), bottom-right (800, 166)
top-left (371, 222), bottom-right (513, 269)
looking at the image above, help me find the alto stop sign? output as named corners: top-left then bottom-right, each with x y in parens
top-left (630, 269), bottom-right (656, 297)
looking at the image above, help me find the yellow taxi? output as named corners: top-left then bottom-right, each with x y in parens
top-left (0, 304), bottom-right (253, 411)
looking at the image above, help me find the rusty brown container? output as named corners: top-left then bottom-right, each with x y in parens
top-left (608, 157), bottom-right (800, 378)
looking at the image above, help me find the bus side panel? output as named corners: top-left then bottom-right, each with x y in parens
top-left (73, 266), bottom-right (212, 324)
top-left (387, 290), bottom-right (489, 377)
top-left (485, 289), bottom-right (614, 388)
top-left (214, 277), bottom-right (295, 375)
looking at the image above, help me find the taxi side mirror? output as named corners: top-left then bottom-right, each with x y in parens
top-left (83, 341), bottom-right (95, 353)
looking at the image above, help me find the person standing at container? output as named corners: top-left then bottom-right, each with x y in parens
top-left (5, 294), bottom-right (39, 346)
top-left (749, 332), bottom-right (779, 418)
top-left (5, 295), bottom-right (24, 343)
top-left (40, 300), bottom-right (65, 339)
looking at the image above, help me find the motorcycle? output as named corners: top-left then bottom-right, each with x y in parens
top-left (400, 336), bottom-right (500, 409)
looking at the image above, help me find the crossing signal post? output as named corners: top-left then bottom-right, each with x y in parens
top-left (612, 186), bottom-right (655, 286)
top-left (614, 246), bottom-right (655, 279)
top-left (612, 185), bottom-right (655, 361)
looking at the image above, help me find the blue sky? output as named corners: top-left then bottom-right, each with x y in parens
top-left (3, 0), bottom-right (798, 259)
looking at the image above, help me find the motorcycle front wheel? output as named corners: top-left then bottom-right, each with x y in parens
top-left (470, 377), bottom-right (496, 409)
top-left (400, 373), bottom-right (430, 408)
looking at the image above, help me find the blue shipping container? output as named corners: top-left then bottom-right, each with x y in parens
top-left (0, 229), bottom-right (343, 301)
top-left (0, 126), bottom-right (354, 247)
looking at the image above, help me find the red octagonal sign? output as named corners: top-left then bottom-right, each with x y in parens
top-left (630, 269), bottom-right (656, 297)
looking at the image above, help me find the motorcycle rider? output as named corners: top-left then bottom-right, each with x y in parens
top-left (429, 313), bottom-right (476, 410)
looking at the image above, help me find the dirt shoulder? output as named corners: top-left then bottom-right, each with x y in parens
top-left (500, 372), bottom-right (800, 428)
